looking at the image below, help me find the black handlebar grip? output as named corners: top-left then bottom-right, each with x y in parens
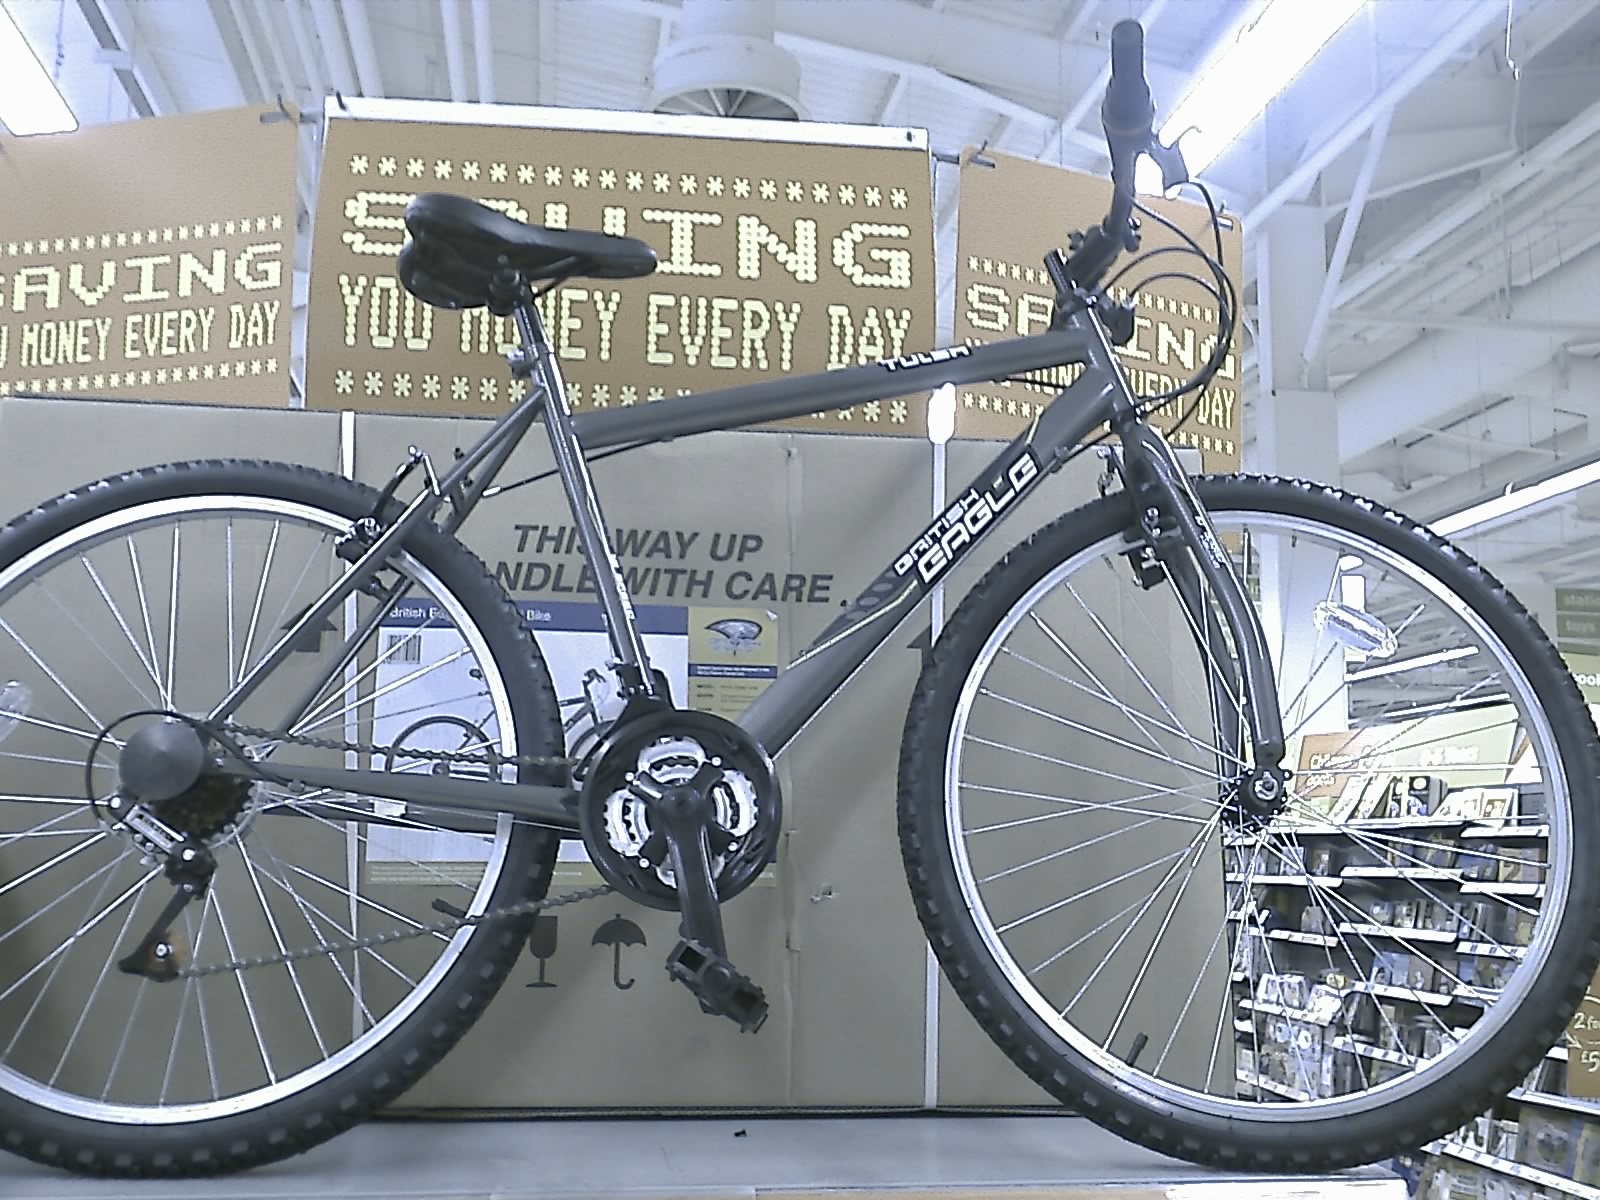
top-left (1103, 19), bottom-right (1153, 135)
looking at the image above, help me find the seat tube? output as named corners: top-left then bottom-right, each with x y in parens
top-left (512, 301), bottom-right (660, 698)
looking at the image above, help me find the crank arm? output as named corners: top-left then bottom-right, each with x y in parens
top-left (630, 765), bottom-right (769, 1032)
top-left (629, 767), bottom-right (727, 958)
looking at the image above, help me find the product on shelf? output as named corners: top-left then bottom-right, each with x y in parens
top-left (1460, 900), bottom-right (1504, 943)
top-left (1306, 844), bottom-right (1339, 877)
top-left (1423, 833), bottom-right (1460, 868)
top-left (1428, 900), bottom-right (1462, 934)
top-left (1515, 1108), bottom-right (1584, 1178)
top-left (1497, 847), bottom-right (1547, 886)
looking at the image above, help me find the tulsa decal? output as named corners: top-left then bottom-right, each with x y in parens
top-left (880, 345), bottom-right (972, 372)
top-left (894, 449), bottom-right (1041, 585)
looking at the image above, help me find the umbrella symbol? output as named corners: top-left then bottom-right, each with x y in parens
top-left (592, 914), bottom-right (647, 990)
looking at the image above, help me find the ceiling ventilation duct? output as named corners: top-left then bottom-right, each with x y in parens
top-left (649, 0), bottom-right (806, 120)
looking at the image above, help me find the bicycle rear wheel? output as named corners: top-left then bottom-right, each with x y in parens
top-left (899, 474), bottom-right (1600, 1171)
top-left (0, 460), bottom-right (562, 1176)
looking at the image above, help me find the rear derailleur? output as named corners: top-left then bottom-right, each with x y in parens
top-left (91, 714), bottom-right (242, 981)
top-left (115, 834), bottom-right (217, 982)
top-left (577, 708), bottom-right (782, 1032)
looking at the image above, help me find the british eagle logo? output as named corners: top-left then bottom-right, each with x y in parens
top-left (706, 618), bottom-right (763, 654)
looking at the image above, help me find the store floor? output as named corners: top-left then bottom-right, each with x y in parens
top-left (1, 1112), bottom-right (1406, 1199)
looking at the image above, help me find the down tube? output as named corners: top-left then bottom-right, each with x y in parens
top-left (738, 372), bottom-right (1119, 758)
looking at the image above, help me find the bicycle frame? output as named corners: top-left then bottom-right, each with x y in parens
top-left (215, 291), bottom-right (1286, 833)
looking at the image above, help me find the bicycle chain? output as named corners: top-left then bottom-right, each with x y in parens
top-left (171, 721), bottom-right (612, 980)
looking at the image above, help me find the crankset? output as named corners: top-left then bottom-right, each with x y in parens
top-left (578, 709), bottom-right (781, 1031)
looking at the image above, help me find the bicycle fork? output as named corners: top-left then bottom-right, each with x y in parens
top-left (1115, 419), bottom-right (1291, 816)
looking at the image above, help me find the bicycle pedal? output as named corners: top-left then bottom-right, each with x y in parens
top-left (666, 938), bottom-right (768, 1033)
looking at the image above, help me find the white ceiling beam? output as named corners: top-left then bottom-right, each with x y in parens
top-left (1361, 363), bottom-right (1600, 515)
top-left (1347, 161), bottom-right (1600, 340)
top-left (1337, 95), bottom-right (1600, 315)
top-left (471, 0), bottom-right (494, 104)
top-left (250, 0), bottom-right (298, 101)
top-left (1244, 0), bottom-right (1503, 232)
top-left (219, 0), bottom-right (271, 101)
top-left (1333, 310), bottom-right (1600, 339)
top-left (1336, 242), bottom-right (1600, 463)
top-left (1302, 108), bottom-right (1391, 369)
top-left (1320, 126), bottom-right (1513, 208)
top-left (74, 0), bottom-right (183, 115)
top-left (440, 0), bottom-right (471, 102)
top-left (340, 0), bottom-right (385, 97)
top-left (537, 0), bottom-right (556, 106)
top-left (876, 72), bottom-right (910, 125)
top-left (308, 0), bottom-right (357, 96)
top-left (1326, 146), bottom-right (1518, 213)
top-left (283, 0), bottom-right (329, 101)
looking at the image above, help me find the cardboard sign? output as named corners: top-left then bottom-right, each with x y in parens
top-left (1570, 978), bottom-right (1600, 1098)
top-left (0, 106), bottom-right (298, 407)
top-left (953, 150), bottom-right (1243, 468)
top-left (306, 101), bottom-right (936, 434)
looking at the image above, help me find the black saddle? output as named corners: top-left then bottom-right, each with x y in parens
top-left (397, 193), bottom-right (657, 312)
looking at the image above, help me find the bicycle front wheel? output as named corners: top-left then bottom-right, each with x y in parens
top-left (899, 474), bottom-right (1600, 1171)
top-left (0, 460), bottom-right (563, 1176)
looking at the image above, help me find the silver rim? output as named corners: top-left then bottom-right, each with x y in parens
top-left (944, 505), bottom-right (1572, 1120)
top-left (0, 494), bottom-right (522, 1123)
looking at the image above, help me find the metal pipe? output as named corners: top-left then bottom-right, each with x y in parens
top-left (247, 0), bottom-right (315, 216)
top-left (440, 0), bottom-right (470, 101)
top-left (341, 0), bottom-right (385, 96)
top-left (283, 0), bottom-right (328, 101)
top-left (307, 0), bottom-right (357, 95)
top-left (251, 0), bottom-right (297, 97)
top-left (223, 0), bottom-right (272, 99)
top-left (471, 0), bottom-right (494, 103)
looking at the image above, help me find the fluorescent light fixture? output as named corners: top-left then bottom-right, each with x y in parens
top-left (1346, 646), bottom-right (1478, 683)
top-left (0, 7), bottom-right (76, 135)
top-left (1432, 456), bottom-right (1600, 537)
top-left (927, 382), bottom-right (956, 446)
top-left (1136, 0), bottom-right (1366, 192)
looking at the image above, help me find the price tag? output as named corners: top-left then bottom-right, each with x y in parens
top-left (1567, 979), bottom-right (1600, 1098)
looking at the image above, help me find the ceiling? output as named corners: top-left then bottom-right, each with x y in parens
top-left (8, 0), bottom-right (1600, 602)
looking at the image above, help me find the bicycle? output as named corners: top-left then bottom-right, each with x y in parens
top-left (1, 20), bottom-right (1597, 1180)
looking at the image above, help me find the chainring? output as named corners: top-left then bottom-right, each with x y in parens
top-left (577, 709), bottom-right (782, 911)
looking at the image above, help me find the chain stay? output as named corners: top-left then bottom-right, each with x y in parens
top-left (175, 883), bottom-right (613, 979)
top-left (214, 720), bottom-right (573, 771)
top-left (172, 720), bottom-right (600, 979)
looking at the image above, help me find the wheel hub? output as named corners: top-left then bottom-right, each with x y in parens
top-left (112, 716), bottom-right (254, 844)
top-left (1226, 764), bottom-right (1292, 825)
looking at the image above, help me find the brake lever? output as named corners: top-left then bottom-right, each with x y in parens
top-left (1147, 137), bottom-right (1191, 193)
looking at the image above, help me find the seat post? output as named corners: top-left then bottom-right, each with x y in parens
top-left (510, 295), bottom-right (661, 701)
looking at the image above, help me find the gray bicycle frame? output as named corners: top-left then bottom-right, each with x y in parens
top-left (216, 292), bottom-right (1285, 832)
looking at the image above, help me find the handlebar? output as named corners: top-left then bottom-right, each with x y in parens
top-left (1049, 19), bottom-right (1189, 297)
top-left (1103, 21), bottom-right (1155, 171)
